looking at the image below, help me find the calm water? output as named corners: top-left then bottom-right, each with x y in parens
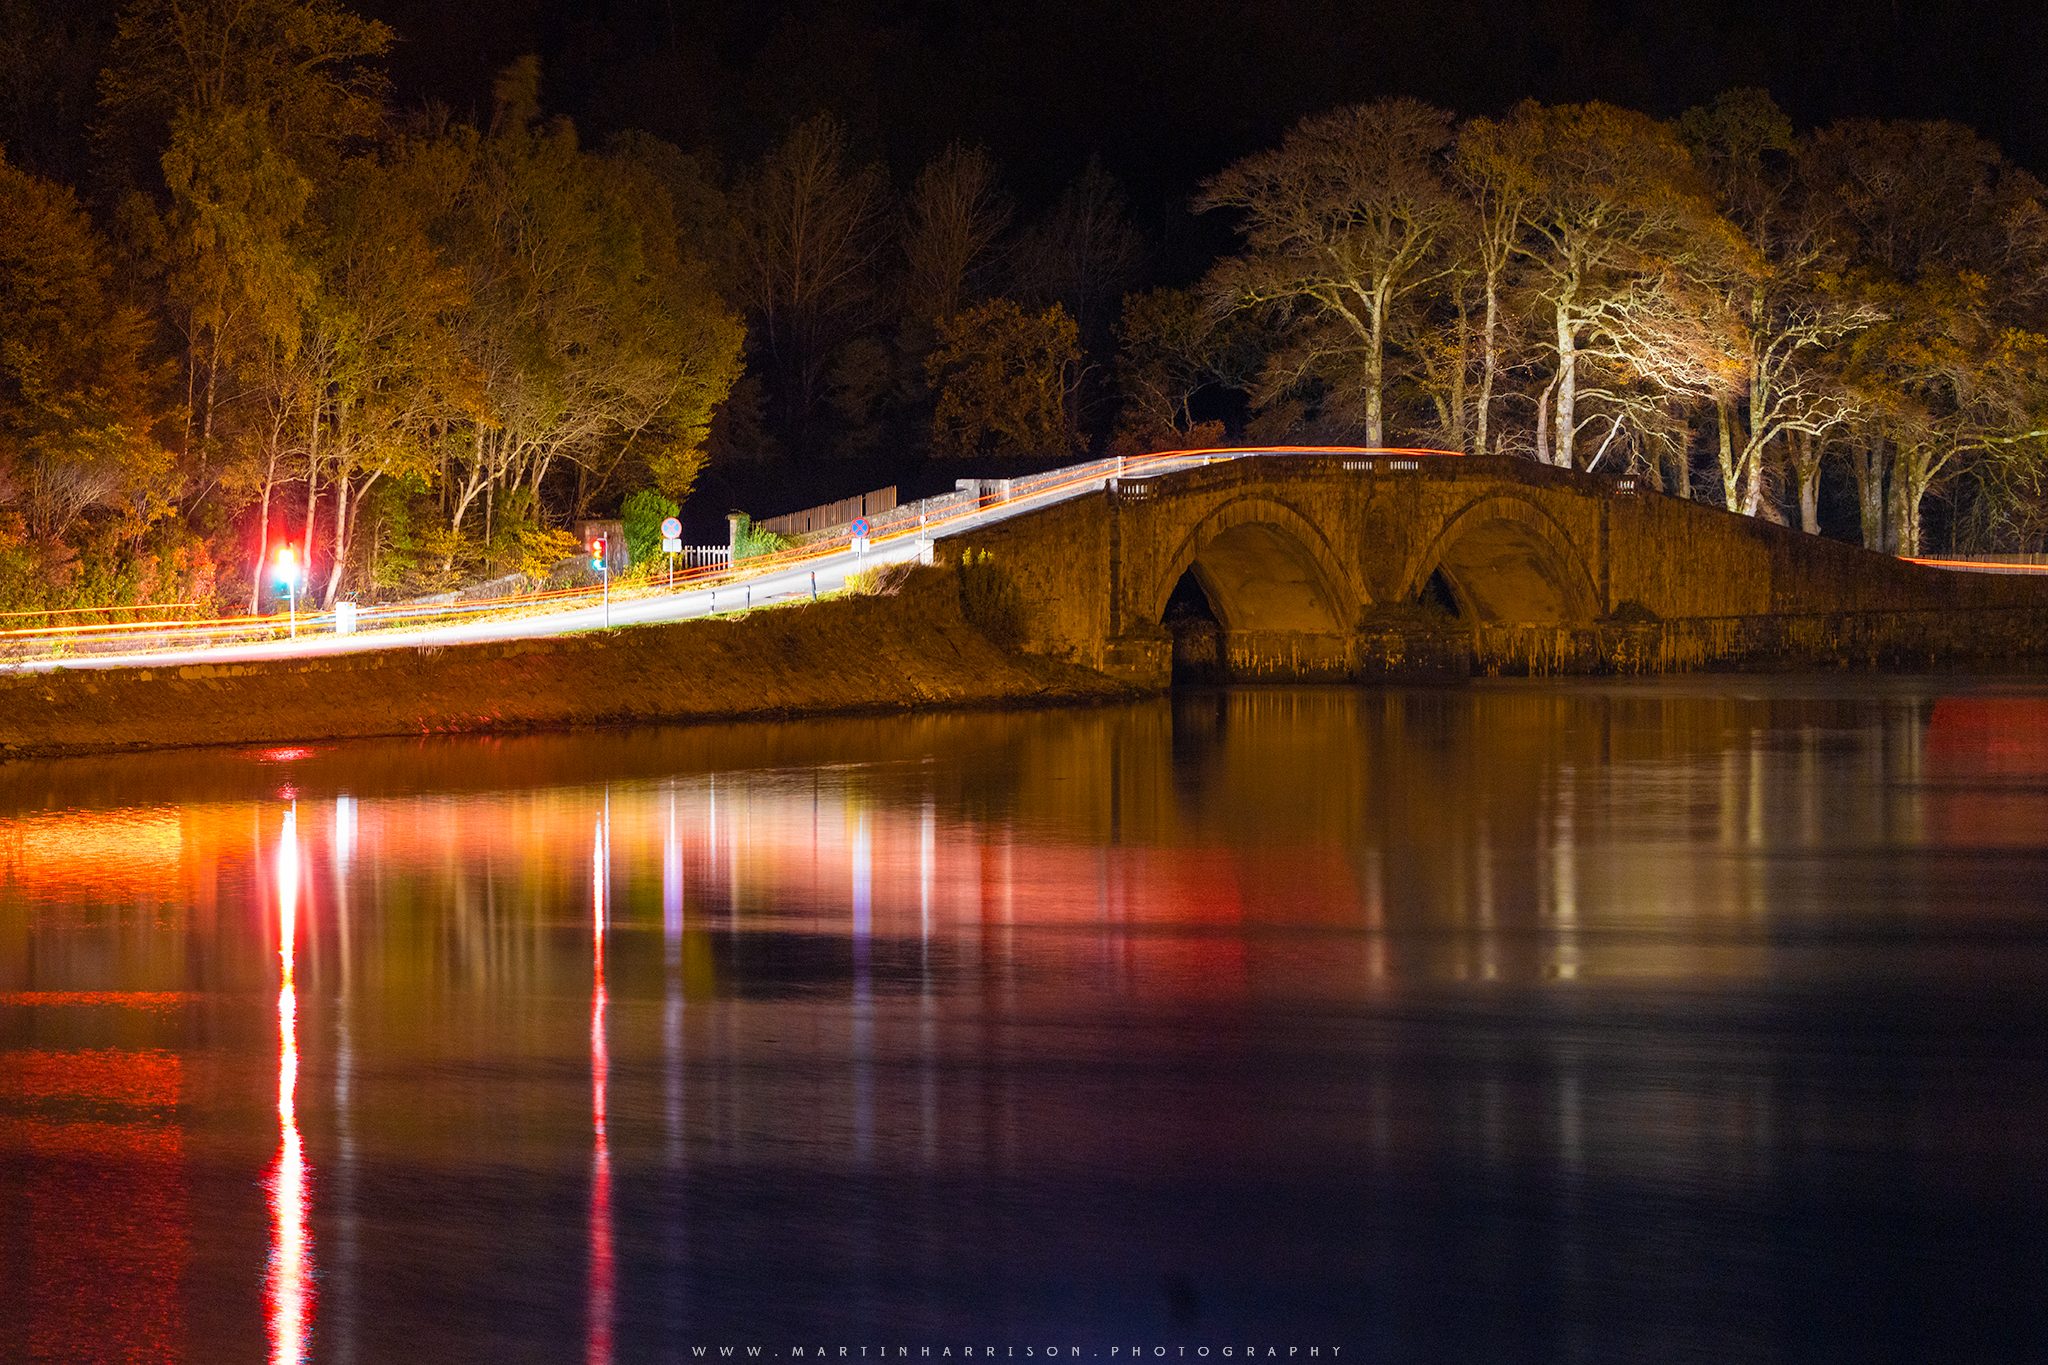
top-left (4, 680), bottom-right (2048, 1363)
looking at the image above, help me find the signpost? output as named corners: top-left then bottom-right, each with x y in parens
top-left (660, 516), bottom-right (683, 588)
top-left (850, 516), bottom-right (871, 556)
top-left (273, 547), bottom-right (303, 639)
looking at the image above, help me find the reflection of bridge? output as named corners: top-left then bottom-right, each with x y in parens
top-left (944, 453), bottom-right (2048, 683)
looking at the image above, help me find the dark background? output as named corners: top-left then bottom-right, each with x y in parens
top-left (360, 0), bottom-right (2048, 276)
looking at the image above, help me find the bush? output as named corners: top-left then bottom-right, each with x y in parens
top-left (730, 513), bottom-right (791, 561)
top-left (956, 550), bottom-right (1024, 647)
top-left (621, 488), bottom-right (679, 566)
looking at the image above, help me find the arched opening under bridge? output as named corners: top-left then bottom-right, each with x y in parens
top-left (1160, 520), bottom-right (1351, 681)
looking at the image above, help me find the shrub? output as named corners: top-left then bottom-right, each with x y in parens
top-left (956, 550), bottom-right (1024, 647)
top-left (731, 513), bottom-right (791, 561)
top-left (621, 488), bottom-right (679, 566)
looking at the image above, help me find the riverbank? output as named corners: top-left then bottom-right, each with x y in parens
top-left (0, 568), bottom-right (1136, 761)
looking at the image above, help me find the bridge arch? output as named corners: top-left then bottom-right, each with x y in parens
top-left (1402, 494), bottom-right (1601, 624)
top-left (1149, 494), bottom-right (1359, 680)
top-left (1151, 493), bottom-right (1360, 633)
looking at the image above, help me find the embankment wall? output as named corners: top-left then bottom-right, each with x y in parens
top-left (0, 569), bottom-right (1132, 760)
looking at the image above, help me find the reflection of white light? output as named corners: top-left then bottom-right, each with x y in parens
top-left (853, 808), bottom-right (872, 939)
top-left (333, 795), bottom-right (356, 872)
top-left (919, 799), bottom-right (934, 943)
top-left (268, 804), bottom-right (312, 1365)
top-left (663, 790), bottom-right (683, 967)
top-left (1551, 777), bottom-right (1579, 981)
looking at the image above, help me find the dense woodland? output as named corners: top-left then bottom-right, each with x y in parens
top-left (4, 0), bottom-right (2048, 618)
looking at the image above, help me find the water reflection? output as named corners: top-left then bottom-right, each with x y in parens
top-left (590, 800), bottom-right (613, 1365)
top-left (1, 681), bottom-right (2047, 1359)
top-left (268, 804), bottom-right (311, 1364)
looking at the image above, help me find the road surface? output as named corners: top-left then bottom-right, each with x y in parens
top-left (5, 447), bottom-right (1411, 675)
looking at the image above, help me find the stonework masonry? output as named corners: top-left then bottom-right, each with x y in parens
top-left (941, 454), bottom-right (2048, 684)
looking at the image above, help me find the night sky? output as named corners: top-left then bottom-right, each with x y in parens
top-left (355, 0), bottom-right (2048, 267)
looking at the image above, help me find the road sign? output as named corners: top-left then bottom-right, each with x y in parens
top-left (660, 516), bottom-right (682, 539)
top-left (850, 517), bottom-right (870, 539)
top-left (660, 536), bottom-right (682, 553)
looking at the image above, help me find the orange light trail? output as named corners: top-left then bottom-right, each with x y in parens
top-left (0, 446), bottom-right (1461, 658)
top-left (1906, 556), bottom-right (2048, 573)
top-left (267, 805), bottom-right (312, 1365)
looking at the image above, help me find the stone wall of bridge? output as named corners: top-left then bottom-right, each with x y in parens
top-left (940, 454), bottom-right (2048, 685)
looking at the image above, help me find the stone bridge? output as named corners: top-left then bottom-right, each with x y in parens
top-left (942, 453), bottom-right (2048, 684)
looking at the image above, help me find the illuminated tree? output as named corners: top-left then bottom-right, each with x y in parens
top-left (1801, 118), bottom-right (2048, 551)
top-left (927, 299), bottom-right (1080, 457)
top-left (1452, 111), bottom-right (1538, 456)
top-left (1681, 90), bottom-right (1882, 518)
top-left (442, 63), bottom-right (743, 547)
top-left (1496, 101), bottom-right (1749, 468)
top-left (0, 153), bottom-right (169, 542)
top-left (1198, 98), bottom-right (1458, 448)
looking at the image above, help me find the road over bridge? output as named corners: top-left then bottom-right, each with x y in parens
top-left (940, 452), bottom-right (2048, 684)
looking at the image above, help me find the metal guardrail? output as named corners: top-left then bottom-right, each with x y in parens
top-left (0, 445), bottom-right (1463, 666)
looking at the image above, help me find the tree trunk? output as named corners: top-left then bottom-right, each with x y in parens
top-left (1897, 450), bottom-right (1930, 558)
top-left (322, 466), bottom-right (352, 608)
top-left (1794, 433), bottom-right (1821, 535)
top-left (1716, 400), bottom-right (1741, 511)
top-left (1447, 290), bottom-right (1470, 453)
top-left (250, 462), bottom-right (275, 615)
top-left (1552, 300), bottom-right (1577, 468)
top-left (1853, 442), bottom-right (1887, 550)
top-left (1884, 452), bottom-right (1912, 556)
top-left (1668, 441), bottom-right (1694, 499)
top-left (1474, 269), bottom-right (1499, 457)
top-left (1364, 302), bottom-right (1385, 449)
top-left (300, 389), bottom-right (322, 578)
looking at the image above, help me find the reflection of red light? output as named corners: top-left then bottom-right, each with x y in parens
top-left (1928, 696), bottom-right (2048, 772)
top-left (259, 748), bottom-right (314, 764)
top-left (266, 806), bottom-right (312, 1365)
top-left (588, 814), bottom-right (613, 1365)
top-left (5, 1048), bottom-right (187, 1362)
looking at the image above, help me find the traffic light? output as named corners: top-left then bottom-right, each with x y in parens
top-left (589, 535), bottom-right (607, 573)
top-left (272, 546), bottom-right (300, 589)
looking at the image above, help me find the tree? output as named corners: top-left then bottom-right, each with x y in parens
top-left (927, 300), bottom-right (1079, 458)
top-left (1498, 101), bottom-right (1749, 468)
top-left (1011, 159), bottom-right (1145, 352)
top-left (1682, 90), bottom-right (1882, 518)
top-left (1113, 287), bottom-right (1225, 445)
top-left (727, 113), bottom-right (889, 459)
top-left (1450, 115), bottom-right (1538, 456)
top-left (100, 0), bottom-right (392, 175)
top-left (1197, 98), bottom-right (1458, 449)
top-left (300, 136), bottom-right (471, 606)
top-left (443, 64), bottom-right (743, 548)
top-left (902, 142), bottom-right (1010, 325)
top-left (0, 153), bottom-right (170, 544)
top-left (621, 488), bottom-right (678, 567)
top-left (1801, 118), bottom-right (2048, 550)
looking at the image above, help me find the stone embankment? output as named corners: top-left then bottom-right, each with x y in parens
top-left (0, 568), bottom-right (1133, 761)
top-left (1346, 608), bottom-right (2048, 680)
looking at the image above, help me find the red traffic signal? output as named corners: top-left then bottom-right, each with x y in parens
top-left (589, 535), bottom-right (607, 572)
